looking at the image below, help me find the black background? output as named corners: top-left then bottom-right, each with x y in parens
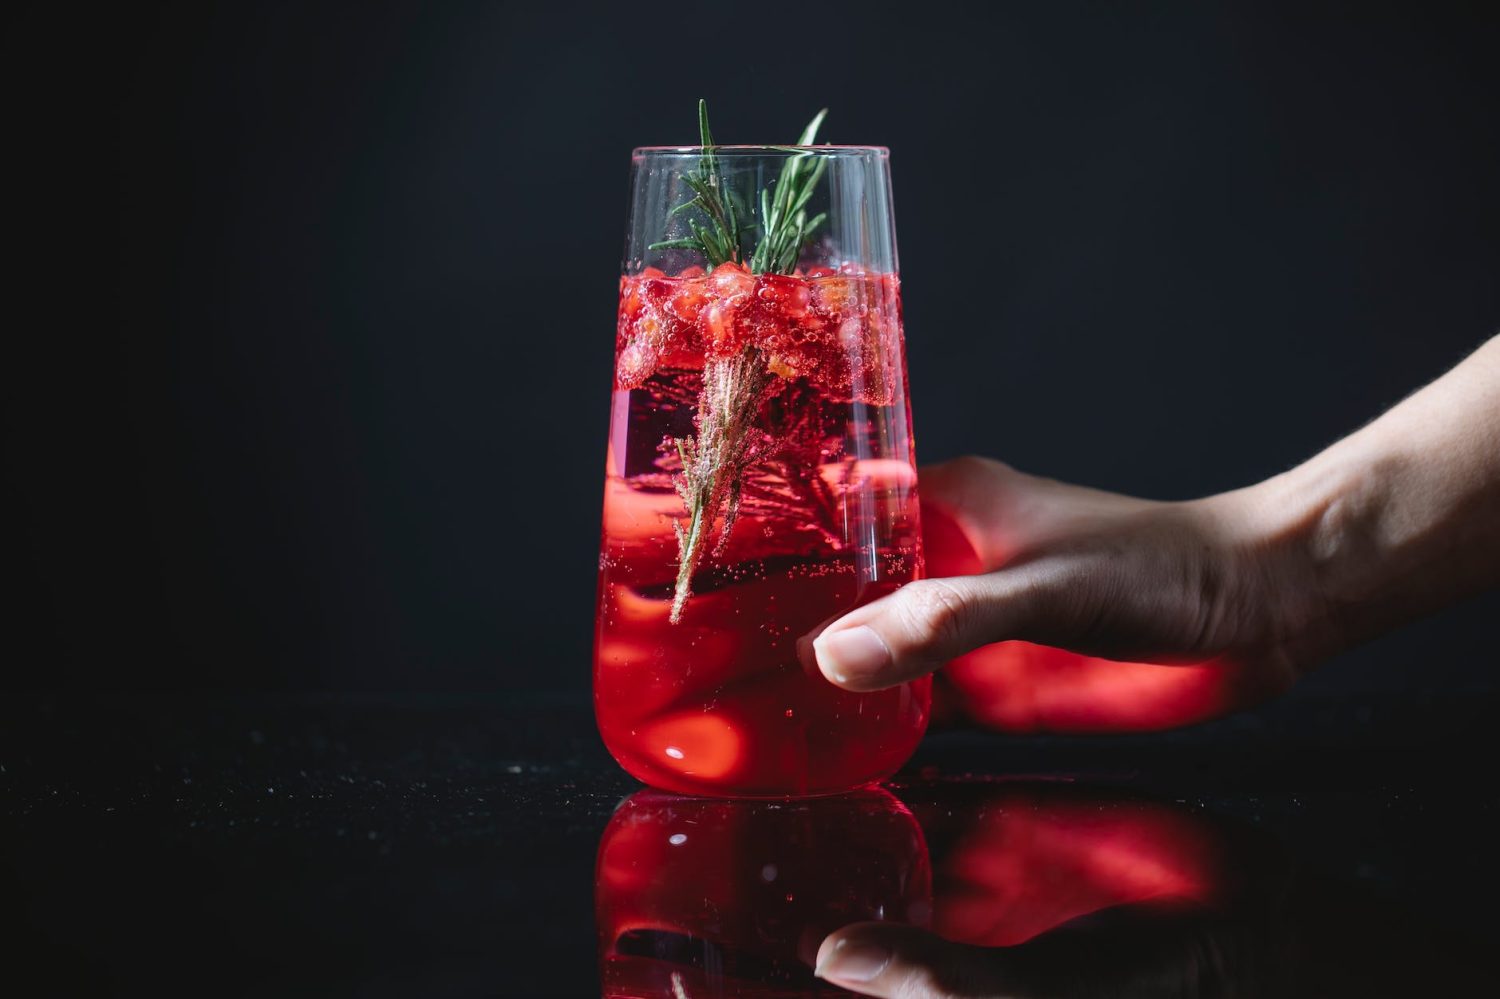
top-left (7, 2), bottom-right (1498, 692)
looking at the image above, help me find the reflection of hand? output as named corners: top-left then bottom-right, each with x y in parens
top-left (813, 784), bottom-right (1270, 998)
top-left (812, 782), bottom-right (1491, 998)
top-left (814, 903), bottom-right (1238, 999)
top-left (803, 336), bottom-right (1500, 732)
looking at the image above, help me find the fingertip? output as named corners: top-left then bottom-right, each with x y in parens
top-left (812, 931), bottom-right (839, 978)
top-left (813, 625), bottom-right (893, 690)
top-left (814, 932), bottom-right (891, 984)
top-left (812, 923), bottom-right (973, 998)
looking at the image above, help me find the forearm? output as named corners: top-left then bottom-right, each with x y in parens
top-left (1245, 334), bottom-right (1500, 666)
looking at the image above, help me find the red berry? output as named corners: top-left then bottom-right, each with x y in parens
top-left (668, 283), bottom-right (709, 323)
top-left (755, 274), bottom-right (811, 319)
top-left (620, 282), bottom-right (645, 320)
top-left (709, 261), bottom-right (752, 298)
top-left (704, 291), bottom-right (750, 348)
top-left (641, 278), bottom-right (674, 306)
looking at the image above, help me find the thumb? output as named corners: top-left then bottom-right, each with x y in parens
top-left (814, 922), bottom-right (1017, 998)
top-left (807, 573), bottom-right (1040, 692)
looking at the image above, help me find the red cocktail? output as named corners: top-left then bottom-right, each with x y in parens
top-left (594, 109), bottom-right (927, 796)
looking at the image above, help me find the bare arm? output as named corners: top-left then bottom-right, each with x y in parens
top-left (1249, 332), bottom-right (1500, 667)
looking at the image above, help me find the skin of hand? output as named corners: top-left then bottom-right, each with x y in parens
top-left (799, 334), bottom-right (1500, 733)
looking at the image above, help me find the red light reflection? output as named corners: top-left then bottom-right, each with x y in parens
top-left (594, 780), bottom-right (1250, 996)
top-left (923, 503), bottom-right (1257, 733)
top-left (595, 787), bottom-right (930, 997)
top-left (907, 783), bottom-right (1234, 949)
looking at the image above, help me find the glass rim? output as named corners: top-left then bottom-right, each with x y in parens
top-left (633, 144), bottom-right (889, 157)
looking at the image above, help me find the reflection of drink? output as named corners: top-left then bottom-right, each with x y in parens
top-left (595, 787), bottom-right (930, 997)
top-left (595, 264), bottom-right (929, 796)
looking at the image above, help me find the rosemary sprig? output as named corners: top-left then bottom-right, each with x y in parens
top-left (648, 100), bottom-right (750, 267)
top-left (656, 102), bottom-right (832, 622)
top-left (648, 101), bottom-right (830, 274)
top-left (669, 344), bottom-right (769, 622)
top-left (749, 108), bottom-right (829, 274)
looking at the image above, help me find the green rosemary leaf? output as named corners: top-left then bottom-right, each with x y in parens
top-left (698, 99), bottom-right (713, 144)
top-left (655, 103), bottom-right (830, 277)
top-left (686, 218), bottom-right (716, 261)
top-left (786, 216), bottom-right (806, 271)
top-left (788, 180), bottom-right (817, 217)
top-left (796, 108), bottom-right (828, 147)
top-left (680, 174), bottom-right (712, 205)
top-left (805, 154), bottom-right (829, 193)
top-left (649, 238), bottom-right (706, 251)
top-left (696, 99), bottom-right (718, 204)
top-left (652, 100), bottom-right (749, 268)
top-left (725, 185), bottom-right (750, 220)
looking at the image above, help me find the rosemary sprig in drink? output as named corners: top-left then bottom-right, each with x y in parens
top-left (652, 101), bottom-right (830, 622)
top-left (669, 344), bottom-right (769, 622)
top-left (750, 109), bottom-right (829, 274)
top-left (648, 101), bottom-right (750, 267)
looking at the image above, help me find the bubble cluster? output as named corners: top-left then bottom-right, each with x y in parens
top-left (616, 262), bottom-right (904, 404)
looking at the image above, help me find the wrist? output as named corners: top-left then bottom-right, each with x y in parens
top-left (1202, 335), bottom-right (1499, 675)
top-left (1209, 456), bottom-right (1376, 673)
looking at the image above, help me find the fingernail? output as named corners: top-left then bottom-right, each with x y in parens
top-left (814, 626), bottom-right (891, 684)
top-left (814, 939), bottom-right (891, 982)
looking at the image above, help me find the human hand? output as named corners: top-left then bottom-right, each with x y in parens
top-left (802, 333), bottom-right (1500, 732)
top-left (801, 456), bottom-right (1313, 732)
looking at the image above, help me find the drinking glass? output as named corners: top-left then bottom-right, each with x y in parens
top-left (595, 144), bottom-right (927, 797)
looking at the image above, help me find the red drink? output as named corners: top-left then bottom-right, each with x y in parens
top-left (595, 263), bottom-right (929, 796)
top-left (595, 787), bottom-right (931, 996)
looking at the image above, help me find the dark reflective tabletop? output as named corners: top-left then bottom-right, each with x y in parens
top-left (3, 691), bottom-right (1496, 996)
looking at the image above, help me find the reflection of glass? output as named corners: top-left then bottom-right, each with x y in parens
top-left (596, 779), bottom-right (1494, 995)
top-left (594, 145), bottom-right (928, 797)
top-left (593, 781), bottom-right (1292, 997)
top-left (594, 787), bottom-right (930, 997)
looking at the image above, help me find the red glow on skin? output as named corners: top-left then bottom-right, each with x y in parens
top-left (922, 503), bottom-right (1240, 733)
top-left (944, 644), bottom-right (1233, 733)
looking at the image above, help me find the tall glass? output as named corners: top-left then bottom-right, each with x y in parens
top-left (595, 144), bottom-right (927, 797)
